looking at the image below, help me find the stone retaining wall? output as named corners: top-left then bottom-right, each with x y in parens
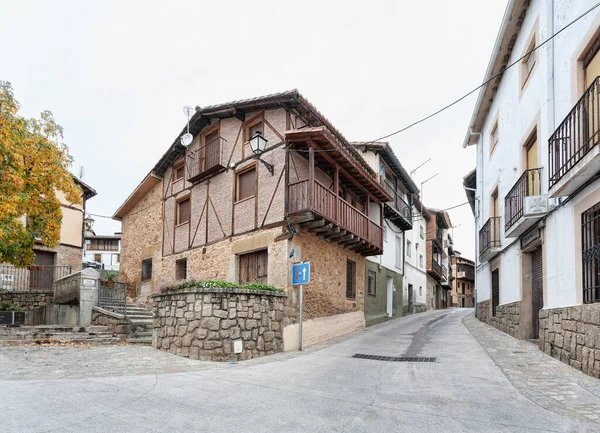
top-left (151, 288), bottom-right (286, 361)
top-left (0, 291), bottom-right (53, 312)
top-left (490, 301), bottom-right (520, 338)
top-left (539, 304), bottom-right (600, 378)
top-left (92, 307), bottom-right (130, 340)
top-left (476, 300), bottom-right (490, 323)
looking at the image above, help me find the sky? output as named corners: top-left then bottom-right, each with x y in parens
top-left (2, 0), bottom-right (509, 260)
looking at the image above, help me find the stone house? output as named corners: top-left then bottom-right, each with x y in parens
top-left (451, 255), bottom-right (475, 308)
top-left (425, 208), bottom-right (452, 309)
top-left (463, 0), bottom-right (600, 376)
top-left (353, 142), bottom-right (420, 325)
top-left (113, 90), bottom-right (391, 350)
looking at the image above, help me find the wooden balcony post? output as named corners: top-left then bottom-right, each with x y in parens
top-left (284, 145), bottom-right (290, 216)
top-left (366, 194), bottom-right (370, 241)
top-left (334, 167), bottom-right (339, 223)
top-left (308, 145), bottom-right (314, 209)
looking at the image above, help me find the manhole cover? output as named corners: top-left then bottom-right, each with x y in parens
top-left (352, 354), bottom-right (436, 363)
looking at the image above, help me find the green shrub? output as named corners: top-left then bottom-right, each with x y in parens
top-left (159, 279), bottom-right (283, 294)
top-left (0, 301), bottom-right (22, 312)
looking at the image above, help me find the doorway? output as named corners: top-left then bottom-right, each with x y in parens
top-left (407, 283), bottom-right (413, 314)
top-left (491, 269), bottom-right (500, 316)
top-left (30, 250), bottom-right (55, 290)
top-left (531, 247), bottom-right (543, 339)
top-left (386, 277), bottom-right (393, 317)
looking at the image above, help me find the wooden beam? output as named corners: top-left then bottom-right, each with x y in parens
top-left (287, 211), bottom-right (315, 225)
top-left (322, 226), bottom-right (341, 238)
top-left (344, 237), bottom-right (363, 247)
top-left (312, 223), bottom-right (333, 233)
top-left (325, 228), bottom-right (346, 240)
top-left (308, 146), bottom-right (314, 209)
top-left (349, 240), bottom-right (367, 251)
top-left (300, 219), bottom-right (326, 229)
top-left (337, 234), bottom-right (355, 244)
top-left (233, 108), bottom-right (245, 121)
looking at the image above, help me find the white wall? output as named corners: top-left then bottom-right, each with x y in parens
top-left (403, 210), bottom-right (427, 305)
top-left (473, 0), bottom-right (600, 308)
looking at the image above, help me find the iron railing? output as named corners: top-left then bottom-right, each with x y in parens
top-left (457, 266), bottom-right (475, 280)
top-left (383, 180), bottom-right (412, 223)
top-left (187, 137), bottom-right (227, 182)
top-left (505, 168), bottom-right (543, 230)
top-left (581, 202), bottom-right (600, 303)
top-left (549, 76), bottom-right (600, 189)
top-left (98, 281), bottom-right (127, 316)
top-left (0, 265), bottom-right (72, 291)
top-left (479, 217), bottom-right (501, 260)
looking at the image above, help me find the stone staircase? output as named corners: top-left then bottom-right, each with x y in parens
top-left (99, 302), bottom-right (154, 345)
top-left (0, 325), bottom-right (121, 346)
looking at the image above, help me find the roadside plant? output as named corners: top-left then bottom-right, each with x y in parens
top-left (159, 279), bottom-right (283, 294)
top-left (0, 301), bottom-right (22, 312)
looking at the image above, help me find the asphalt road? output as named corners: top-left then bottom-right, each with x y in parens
top-left (2, 308), bottom-right (598, 432)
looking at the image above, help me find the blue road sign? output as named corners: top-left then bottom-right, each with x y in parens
top-left (292, 262), bottom-right (310, 285)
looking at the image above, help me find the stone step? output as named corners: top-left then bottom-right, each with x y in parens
top-left (126, 336), bottom-right (152, 345)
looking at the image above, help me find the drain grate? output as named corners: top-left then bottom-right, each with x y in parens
top-left (352, 354), bottom-right (436, 363)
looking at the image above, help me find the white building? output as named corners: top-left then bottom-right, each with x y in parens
top-left (84, 234), bottom-right (121, 271)
top-left (403, 197), bottom-right (428, 313)
top-left (354, 142), bottom-right (421, 324)
top-left (464, 0), bottom-right (600, 375)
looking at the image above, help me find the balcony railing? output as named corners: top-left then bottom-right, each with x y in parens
top-left (441, 265), bottom-right (448, 282)
top-left (549, 76), bottom-right (600, 190)
top-left (479, 217), bottom-right (501, 260)
top-left (430, 259), bottom-right (441, 277)
top-left (457, 267), bottom-right (475, 280)
top-left (86, 244), bottom-right (119, 251)
top-left (505, 168), bottom-right (542, 230)
top-left (382, 181), bottom-right (412, 230)
top-left (0, 264), bottom-right (72, 291)
top-left (187, 137), bottom-right (226, 182)
top-left (288, 179), bottom-right (383, 251)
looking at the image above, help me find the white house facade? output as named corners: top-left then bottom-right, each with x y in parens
top-left (403, 202), bottom-right (428, 313)
top-left (84, 234), bottom-right (121, 271)
top-left (465, 0), bottom-right (600, 376)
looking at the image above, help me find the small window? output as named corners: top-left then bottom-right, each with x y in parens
top-left (176, 258), bottom-right (187, 281)
top-left (346, 260), bottom-right (356, 299)
top-left (94, 254), bottom-right (102, 263)
top-left (113, 254), bottom-right (120, 264)
top-left (239, 249), bottom-right (268, 284)
top-left (142, 258), bottom-right (152, 281)
top-left (419, 254), bottom-right (424, 268)
top-left (237, 167), bottom-right (256, 202)
top-left (406, 240), bottom-right (412, 257)
top-left (177, 199), bottom-right (191, 225)
top-left (522, 37), bottom-right (536, 87)
top-left (248, 121), bottom-right (263, 139)
top-left (490, 121), bottom-right (499, 155)
top-left (420, 225), bottom-right (425, 239)
top-left (395, 236), bottom-right (403, 269)
top-left (367, 270), bottom-right (376, 296)
top-left (419, 286), bottom-right (422, 296)
top-left (174, 164), bottom-right (185, 181)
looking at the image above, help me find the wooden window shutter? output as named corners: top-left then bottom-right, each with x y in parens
top-left (346, 260), bottom-right (356, 299)
top-left (239, 250), bottom-right (268, 284)
top-left (237, 168), bottom-right (256, 201)
top-left (175, 165), bottom-right (185, 180)
top-left (178, 199), bottom-right (191, 224)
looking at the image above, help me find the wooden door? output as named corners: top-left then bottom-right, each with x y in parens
top-left (531, 248), bottom-right (543, 339)
top-left (491, 269), bottom-right (500, 317)
top-left (526, 138), bottom-right (539, 194)
top-left (585, 43), bottom-right (600, 149)
top-left (492, 192), bottom-right (499, 242)
top-left (30, 251), bottom-right (55, 290)
top-left (203, 130), bottom-right (220, 171)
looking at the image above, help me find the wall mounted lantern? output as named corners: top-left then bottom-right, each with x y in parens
top-left (249, 131), bottom-right (274, 175)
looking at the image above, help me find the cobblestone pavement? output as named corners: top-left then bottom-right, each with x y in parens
top-left (464, 313), bottom-right (600, 424)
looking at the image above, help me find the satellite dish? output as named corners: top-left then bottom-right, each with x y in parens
top-left (181, 133), bottom-right (193, 146)
top-left (183, 105), bottom-right (194, 117)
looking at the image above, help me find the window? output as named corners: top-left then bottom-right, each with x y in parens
top-left (177, 198), bottom-right (191, 225)
top-left (406, 239), bottom-right (412, 257)
top-left (176, 258), bottom-right (187, 281)
top-left (174, 164), bottom-right (185, 181)
top-left (419, 254), bottom-right (424, 268)
top-left (248, 121), bottom-right (263, 139)
top-left (237, 167), bottom-right (256, 202)
top-left (522, 38), bottom-right (536, 86)
top-left (113, 254), bottom-right (120, 264)
top-left (419, 225), bottom-right (424, 239)
top-left (367, 270), bottom-right (376, 296)
top-left (346, 260), bottom-right (356, 299)
top-left (395, 236), bottom-right (403, 269)
top-left (490, 121), bottom-right (499, 155)
top-left (94, 254), bottom-right (102, 263)
top-left (419, 286), bottom-right (422, 296)
top-left (142, 258), bottom-right (152, 281)
top-left (239, 250), bottom-right (268, 284)
top-left (582, 202), bottom-right (600, 303)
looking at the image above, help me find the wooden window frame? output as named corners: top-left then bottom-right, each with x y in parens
top-left (173, 162), bottom-right (185, 182)
top-left (520, 18), bottom-right (539, 94)
top-left (235, 163), bottom-right (258, 204)
top-left (238, 249), bottom-right (268, 285)
top-left (243, 113), bottom-right (265, 159)
top-left (367, 270), bottom-right (376, 296)
top-left (346, 259), bottom-right (356, 300)
top-left (200, 122), bottom-right (221, 170)
top-left (490, 118), bottom-right (500, 156)
top-left (141, 258), bottom-right (152, 281)
top-left (176, 258), bottom-right (187, 281)
top-left (176, 197), bottom-right (191, 226)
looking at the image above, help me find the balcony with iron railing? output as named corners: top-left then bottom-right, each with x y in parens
top-left (287, 179), bottom-right (383, 256)
top-left (548, 76), bottom-right (600, 197)
top-left (187, 137), bottom-right (227, 183)
top-left (382, 181), bottom-right (412, 230)
top-left (504, 168), bottom-right (544, 238)
top-left (479, 216), bottom-right (501, 262)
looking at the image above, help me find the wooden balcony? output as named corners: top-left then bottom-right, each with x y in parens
top-left (457, 267), bottom-right (475, 281)
top-left (479, 217), bottom-right (501, 262)
top-left (441, 265), bottom-right (449, 285)
top-left (187, 137), bottom-right (226, 183)
top-left (382, 181), bottom-right (412, 230)
top-left (548, 76), bottom-right (600, 197)
top-left (428, 259), bottom-right (442, 280)
top-left (287, 179), bottom-right (383, 256)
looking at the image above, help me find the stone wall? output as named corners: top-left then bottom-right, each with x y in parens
top-left (539, 304), bottom-right (600, 378)
top-left (34, 244), bottom-right (83, 270)
top-left (0, 291), bottom-right (54, 325)
top-left (151, 288), bottom-right (285, 361)
top-left (489, 301), bottom-right (520, 338)
top-left (476, 300), bottom-right (490, 323)
top-left (92, 307), bottom-right (130, 340)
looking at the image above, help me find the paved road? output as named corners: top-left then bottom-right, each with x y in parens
top-left (2, 308), bottom-right (599, 432)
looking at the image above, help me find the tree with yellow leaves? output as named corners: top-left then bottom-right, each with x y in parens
top-left (0, 81), bottom-right (81, 267)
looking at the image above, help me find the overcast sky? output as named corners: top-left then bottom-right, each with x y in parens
top-left (2, 0), bottom-right (509, 260)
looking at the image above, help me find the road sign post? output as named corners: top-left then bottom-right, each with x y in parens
top-left (292, 262), bottom-right (310, 351)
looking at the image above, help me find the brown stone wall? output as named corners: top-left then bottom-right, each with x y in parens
top-left (0, 291), bottom-right (53, 324)
top-left (539, 304), bottom-right (600, 378)
top-left (489, 301), bottom-right (520, 338)
top-left (32, 244), bottom-right (83, 270)
top-left (92, 307), bottom-right (130, 340)
top-left (119, 181), bottom-right (164, 292)
top-left (476, 300), bottom-right (490, 323)
top-left (152, 288), bottom-right (285, 361)
top-left (290, 232), bottom-right (365, 325)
